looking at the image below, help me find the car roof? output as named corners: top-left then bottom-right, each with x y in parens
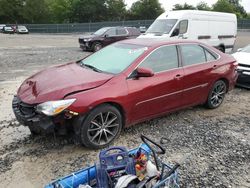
top-left (118, 38), bottom-right (202, 48)
top-left (101, 26), bottom-right (136, 29)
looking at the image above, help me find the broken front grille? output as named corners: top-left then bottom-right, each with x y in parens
top-left (12, 96), bottom-right (36, 119)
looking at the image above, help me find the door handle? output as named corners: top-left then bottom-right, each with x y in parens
top-left (175, 74), bottom-right (182, 80)
top-left (213, 65), bottom-right (217, 69)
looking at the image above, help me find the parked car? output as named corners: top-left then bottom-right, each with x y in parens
top-left (13, 25), bottom-right (29, 34)
top-left (78, 27), bottom-right (140, 52)
top-left (2, 26), bottom-right (14, 34)
top-left (139, 10), bottom-right (237, 53)
top-left (0, 24), bottom-right (6, 32)
top-left (232, 45), bottom-right (250, 88)
top-left (139, 26), bottom-right (147, 33)
top-left (13, 39), bottom-right (238, 149)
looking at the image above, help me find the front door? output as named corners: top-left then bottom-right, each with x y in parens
top-left (170, 20), bottom-right (189, 39)
top-left (126, 45), bottom-right (184, 123)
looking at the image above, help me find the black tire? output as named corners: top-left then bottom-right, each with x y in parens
top-left (92, 42), bottom-right (102, 52)
top-left (28, 125), bottom-right (41, 135)
top-left (206, 80), bottom-right (227, 109)
top-left (218, 46), bottom-right (225, 53)
top-left (78, 104), bottom-right (122, 149)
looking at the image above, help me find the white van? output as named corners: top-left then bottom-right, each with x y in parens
top-left (139, 10), bottom-right (237, 53)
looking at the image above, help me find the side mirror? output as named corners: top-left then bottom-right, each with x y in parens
top-left (135, 67), bottom-right (154, 78)
top-left (171, 28), bottom-right (179, 37)
top-left (237, 48), bottom-right (242, 52)
top-left (104, 34), bottom-right (109, 38)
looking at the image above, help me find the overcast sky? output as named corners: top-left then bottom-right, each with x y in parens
top-left (125, 0), bottom-right (250, 13)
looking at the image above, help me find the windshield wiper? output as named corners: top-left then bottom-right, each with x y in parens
top-left (81, 63), bottom-right (102, 73)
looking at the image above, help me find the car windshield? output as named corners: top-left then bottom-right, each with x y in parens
top-left (94, 27), bottom-right (110, 35)
top-left (146, 19), bottom-right (177, 34)
top-left (80, 43), bottom-right (148, 74)
top-left (5, 27), bottom-right (12, 30)
top-left (241, 45), bottom-right (250, 53)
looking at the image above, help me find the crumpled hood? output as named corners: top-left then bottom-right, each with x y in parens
top-left (17, 62), bottom-right (113, 104)
top-left (79, 35), bottom-right (95, 40)
top-left (232, 52), bottom-right (250, 66)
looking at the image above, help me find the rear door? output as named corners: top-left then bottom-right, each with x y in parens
top-left (179, 44), bottom-right (219, 106)
top-left (126, 45), bottom-right (184, 122)
top-left (104, 28), bottom-right (118, 45)
top-left (116, 28), bottom-right (129, 41)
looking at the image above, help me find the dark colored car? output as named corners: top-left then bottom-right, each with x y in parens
top-left (13, 39), bottom-right (238, 149)
top-left (2, 26), bottom-right (14, 34)
top-left (78, 27), bottom-right (140, 52)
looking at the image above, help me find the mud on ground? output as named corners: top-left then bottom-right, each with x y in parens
top-left (0, 33), bottom-right (249, 188)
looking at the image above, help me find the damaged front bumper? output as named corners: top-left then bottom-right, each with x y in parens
top-left (12, 96), bottom-right (55, 133)
top-left (237, 69), bottom-right (250, 89)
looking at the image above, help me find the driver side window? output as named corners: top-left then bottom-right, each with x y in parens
top-left (171, 20), bottom-right (188, 37)
top-left (139, 45), bottom-right (179, 73)
top-left (106, 28), bottom-right (116, 36)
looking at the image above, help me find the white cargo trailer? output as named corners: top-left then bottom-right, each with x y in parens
top-left (138, 10), bottom-right (237, 53)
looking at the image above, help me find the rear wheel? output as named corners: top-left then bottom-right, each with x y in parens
top-left (206, 80), bottom-right (227, 109)
top-left (79, 104), bottom-right (122, 149)
top-left (218, 46), bottom-right (225, 53)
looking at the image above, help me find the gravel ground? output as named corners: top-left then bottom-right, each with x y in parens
top-left (0, 33), bottom-right (249, 188)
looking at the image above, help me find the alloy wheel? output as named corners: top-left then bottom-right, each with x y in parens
top-left (87, 111), bottom-right (119, 145)
top-left (210, 81), bottom-right (226, 107)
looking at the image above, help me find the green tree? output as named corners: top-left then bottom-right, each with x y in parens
top-left (212, 0), bottom-right (235, 13)
top-left (129, 0), bottom-right (164, 20)
top-left (106, 0), bottom-right (127, 21)
top-left (172, 3), bottom-right (196, 10)
top-left (228, 0), bottom-right (247, 18)
top-left (0, 0), bottom-right (25, 23)
top-left (46, 0), bottom-right (72, 23)
top-left (22, 0), bottom-right (50, 23)
top-left (70, 0), bottom-right (107, 22)
top-left (196, 2), bottom-right (211, 11)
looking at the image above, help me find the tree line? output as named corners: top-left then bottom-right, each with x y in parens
top-left (0, 0), bottom-right (249, 24)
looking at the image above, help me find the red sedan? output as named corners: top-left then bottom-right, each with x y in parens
top-left (13, 39), bottom-right (238, 149)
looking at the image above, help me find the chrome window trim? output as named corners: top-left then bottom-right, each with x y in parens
top-left (127, 44), bottom-right (181, 78)
top-left (179, 43), bottom-right (221, 68)
top-left (127, 42), bottom-right (221, 78)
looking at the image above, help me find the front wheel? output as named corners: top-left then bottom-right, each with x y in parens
top-left (206, 80), bottom-right (227, 109)
top-left (92, 42), bottom-right (102, 52)
top-left (79, 104), bottom-right (122, 149)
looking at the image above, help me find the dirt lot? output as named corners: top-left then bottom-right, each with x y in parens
top-left (0, 33), bottom-right (249, 188)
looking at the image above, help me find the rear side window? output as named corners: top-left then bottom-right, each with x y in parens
top-left (205, 49), bottom-right (216, 61)
top-left (139, 45), bottom-right (179, 72)
top-left (117, 28), bottom-right (127, 35)
top-left (181, 44), bottom-right (206, 66)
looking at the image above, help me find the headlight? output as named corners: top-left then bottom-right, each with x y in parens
top-left (84, 38), bottom-right (91, 42)
top-left (36, 99), bottom-right (76, 116)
